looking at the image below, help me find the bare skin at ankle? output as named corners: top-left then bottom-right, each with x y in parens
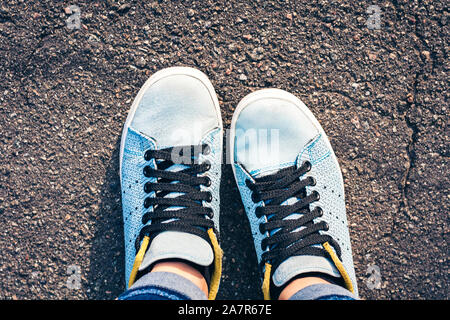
top-left (278, 276), bottom-right (332, 300)
top-left (151, 261), bottom-right (209, 297)
top-left (151, 263), bottom-right (332, 300)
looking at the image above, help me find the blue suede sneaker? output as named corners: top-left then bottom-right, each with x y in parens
top-left (120, 67), bottom-right (223, 299)
top-left (230, 89), bottom-right (358, 299)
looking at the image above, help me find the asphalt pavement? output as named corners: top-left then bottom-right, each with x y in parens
top-left (0, 0), bottom-right (448, 299)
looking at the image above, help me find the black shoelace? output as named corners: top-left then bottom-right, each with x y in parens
top-left (246, 161), bottom-right (342, 273)
top-left (134, 144), bottom-right (215, 253)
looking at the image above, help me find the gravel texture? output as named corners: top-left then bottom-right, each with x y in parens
top-left (0, 0), bottom-right (448, 300)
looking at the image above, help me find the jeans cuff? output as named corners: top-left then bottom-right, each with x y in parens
top-left (289, 283), bottom-right (358, 300)
top-left (119, 271), bottom-right (207, 300)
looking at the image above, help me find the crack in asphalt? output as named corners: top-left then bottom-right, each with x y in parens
top-left (389, 0), bottom-right (438, 224)
top-left (399, 115), bottom-right (419, 221)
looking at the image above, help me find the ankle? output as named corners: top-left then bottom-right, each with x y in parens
top-left (278, 276), bottom-right (333, 300)
top-left (151, 261), bottom-right (209, 297)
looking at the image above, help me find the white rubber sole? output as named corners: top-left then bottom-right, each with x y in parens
top-left (229, 88), bottom-right (344, 184)
top-left (119, 66), bottom-right (223, 179)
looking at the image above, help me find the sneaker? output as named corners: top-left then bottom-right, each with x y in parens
top-left (120, 67), bottom-right (223, 299)
top-left (229, 89), bottom-right (358, 299)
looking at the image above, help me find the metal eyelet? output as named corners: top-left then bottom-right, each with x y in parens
top-left (204, 176), bottom-right (211, 187)
top-left (316, 206), bottom-right (323, 217)
top-left (255, 206), bottom-right (263, 218)
top-left (261, 241), bottom-right (267, 251)
top-left (143, 166), bottom-right (152, 177)
top-left (304, 161), bottom-right (312, 172)
top-left (144, 150), bottom-right (152, 161)
top-left (323, 222), bottom-right (329, 231)
top-left (206, 192), bottom-right (213, 203)
top-left (144, 182), bottom-right (152, 193)
top-left (203, 144), bottom-right (211, 155)
top-left (309, 176), bottom-right (317, 186)
top-left (143, 197), bottom-right (151, 209)
top-left (259, 223), bottom-right (266, 234)
top-left (251, 192), bottom-right (260, 203)
top-left (312, 190), bottom-right (320, 201)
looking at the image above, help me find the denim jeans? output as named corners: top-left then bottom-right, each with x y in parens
top-left (118, 272), bottom-right (357, 300)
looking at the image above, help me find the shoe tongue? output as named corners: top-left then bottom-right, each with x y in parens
top-left (272, 254), bottom-right (341, 287)
top-left (139, 231), bottom-right (214, 271)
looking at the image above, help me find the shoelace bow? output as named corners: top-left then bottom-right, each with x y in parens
top-left (246, 161), bottom-right (342, 272)
top-left (134, 144), bottom-right (215, 253)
